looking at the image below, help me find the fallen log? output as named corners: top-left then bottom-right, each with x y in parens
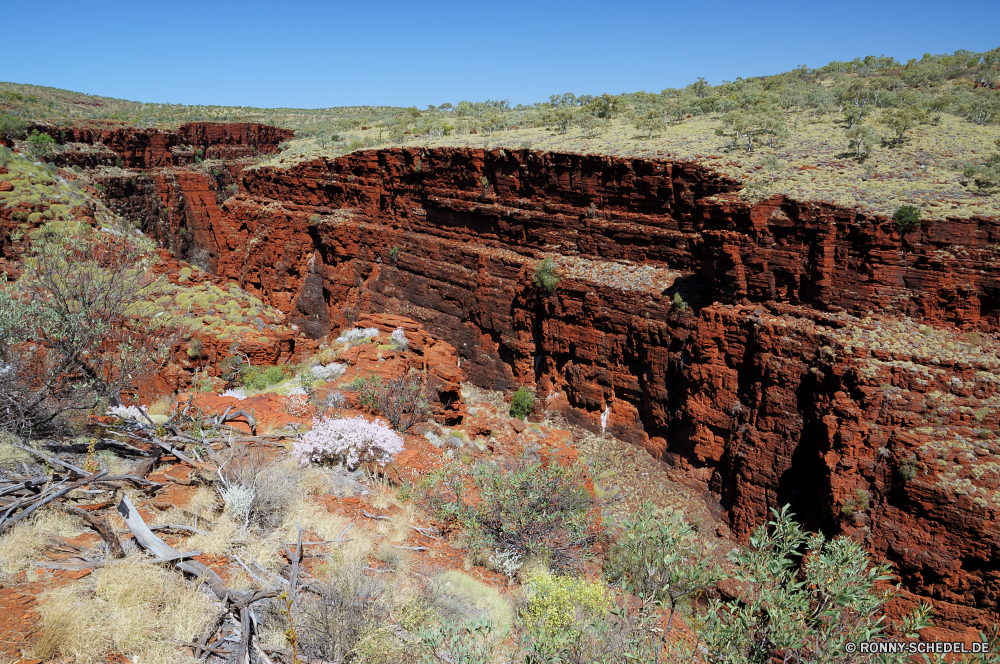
top-left (0, 470), bottom-right (108, 534)
top-left (58, 503), bottom-right (125, 558)
top-left (14, 443), bottom-right (88, 477)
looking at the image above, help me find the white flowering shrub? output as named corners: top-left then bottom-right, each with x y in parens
top-left (293, 415), bottom-right (403, 470)
top-left (221, 483), bottom-right (256, 527)
top-left (488, 546), bottom-right (523, 579)
top-left (390, 327), bottom-right (408, 351)
top-left (336, 327), bottom-right (380, 344)
top-left (106, 404), bottom-right (148, 421)
top-left (219, 388), bottom-right (247, 400)
top-left (311, 362), bottom-right (346, 381)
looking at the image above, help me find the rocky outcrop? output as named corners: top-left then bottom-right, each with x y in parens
top-left (82, 140), bottom-right (1000, 633)
top-left (33, 121), bottom-right (292, 169)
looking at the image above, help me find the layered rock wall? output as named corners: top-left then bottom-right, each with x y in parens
top-left (87, 142), bottom-right (1000, 632)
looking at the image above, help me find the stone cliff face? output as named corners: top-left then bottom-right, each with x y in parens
top-left (80, 138), bottom-right (1000, 633)
top-left (33, 121), bottom-right (293, 169)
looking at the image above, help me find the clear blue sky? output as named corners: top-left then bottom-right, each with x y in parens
top-left (4, 0), bottom-right (998, 109)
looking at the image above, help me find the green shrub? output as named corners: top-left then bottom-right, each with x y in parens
top-left (892, 205), bottom-right (921, 232)
top-left (422, 458), bottom-right (593, 565)
top-left (509, 387), bottom-right (534, 420)
top-left (25, 130), bottom-right (55, 146)
top-left (698, 505), bottom-right (932, 663)
top-left (532, 257), bottom-right (559, 292)
top-left (186, 337), bottom-right (203, 359)
top-left (900, 459), bottom-right (919, 482)
top-left (241, 364), bottom-right (290, 390)
top-left (524, 570), bottom-right (609, 634)
top-left (0, 113), bottom-right (28, 141)
top-left (350, 373), bottom-right (382, 410)
top-left (604, 502), bottom-right (718, 627)
top-left (389, 245), bottom-right (399, 263)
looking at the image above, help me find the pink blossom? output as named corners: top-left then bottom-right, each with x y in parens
top-left (293, 415), bottom-right (403, 469)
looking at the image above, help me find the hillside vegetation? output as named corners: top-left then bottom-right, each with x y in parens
top-left (4, 48), bottom-right (1000, 219)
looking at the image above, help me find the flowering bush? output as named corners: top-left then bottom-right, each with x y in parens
top-left (311, 362), bottom-right (346, 381)
top-left (293, 415), bottom-right (403, 469)
top-left (281, 393), bottom-right (311, 417)
top-left (336, 327), bottom-right (380, 345)
top-left (390, 328), bottom-right (408, 351)
top-left (219, 388), bottom-right (247, 400)
top-left (106, 404), bottom-right (148, 422)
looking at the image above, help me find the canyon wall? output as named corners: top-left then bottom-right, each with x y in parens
top-left (33, 121), bottom-right (293, 168)
top-left (80, 140), bottom-right (1000, 633)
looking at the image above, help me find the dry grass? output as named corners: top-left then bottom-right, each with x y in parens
top-left (424, 570), bottom-right (514, 633)
top-left (31, 555), bottom-right (215, 664)
top-left (0, 508), bottom-right (84, 576)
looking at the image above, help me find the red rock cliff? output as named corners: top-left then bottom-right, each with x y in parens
top-left (85, 143), bottom-right (1000, 634)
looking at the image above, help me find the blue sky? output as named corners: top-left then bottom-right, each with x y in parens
top-left (4, 0), bottom-right (998, 109)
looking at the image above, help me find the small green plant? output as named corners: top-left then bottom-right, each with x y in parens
top-left (900, 458), bottom-right (919, 482)
top-left (115, 156), bottom-right (124, 168)
top-left (350, 373), bottom-right (383, 410)
top-left (532, 257), bottom-right (559, 293)
top-left (241, 364), bottom-right (291, 390)
top-left (389, 245), bottom-right (399, 263)
top-left (423, 458), bottom-right (593, 565)
top-left (672, 292), bottom-right (688, 311)
top-left (186, 337), bottom-right (203, 359)
top-left (25, 130), bottom-right (55, 146)
top-left (892, 205), bottom-right (921, 232)
top-left (509, 387), bottom-right (535, 420)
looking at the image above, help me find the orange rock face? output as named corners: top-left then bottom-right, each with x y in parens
top-left (64, 134), bottom-right (1000, 631)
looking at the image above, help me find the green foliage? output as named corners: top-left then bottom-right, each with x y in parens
top-left (630, 104), bottom-right (666, 139)
top-left (0, 112), bottom-right (28, 141)
top-left (0, 222), bottom-right (173, 434)
top-left (698, 505), bottom-right (933, 664)
top-left (532, 257), bottom-right (559, 293)
top-left (24, 130), bottom-right (56, 158)
top-left (389, 245), bottom-right (399, 263)
top-left (509, 387), bottom-right (535, 420)
top-left (25, 130), bottom-right (55, 146)
top-left (964, 151), bottom-right (1000, 192)
top-left (373, 374), bottom-right (429, 431)
top-left (417, 618), bottom-right (507, 664)
top-left (893, 205), bottom-right (922, 232)
top-left (879, 106), bottom-right (928, 146)
top-left (846, 122), bottom-right (879, 160)
top-left (350, 372), bottom-right (383, 410)
top-left (423, 458), bottom-right (593, 564)
top-left (186, 337), bottom-right (203, 359)
top-left (240, 364), bottom-right (291, 391)
top-left (761, 154), bottom-right (787, 183)
top-left (523, 570), bottom-right (609, 634)
top-left (672, 292), bottom-right (688, 311)
top-left (604, 502), bottom-right (718, 626)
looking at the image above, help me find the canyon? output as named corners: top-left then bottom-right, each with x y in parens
top-left (15, 121), bottom-right (1000, 635)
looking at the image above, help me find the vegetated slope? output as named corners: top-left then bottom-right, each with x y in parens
top-left (6, 47), bottom-right (998, 219)
top-left (41, 114), bottom-right (1000, 634)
